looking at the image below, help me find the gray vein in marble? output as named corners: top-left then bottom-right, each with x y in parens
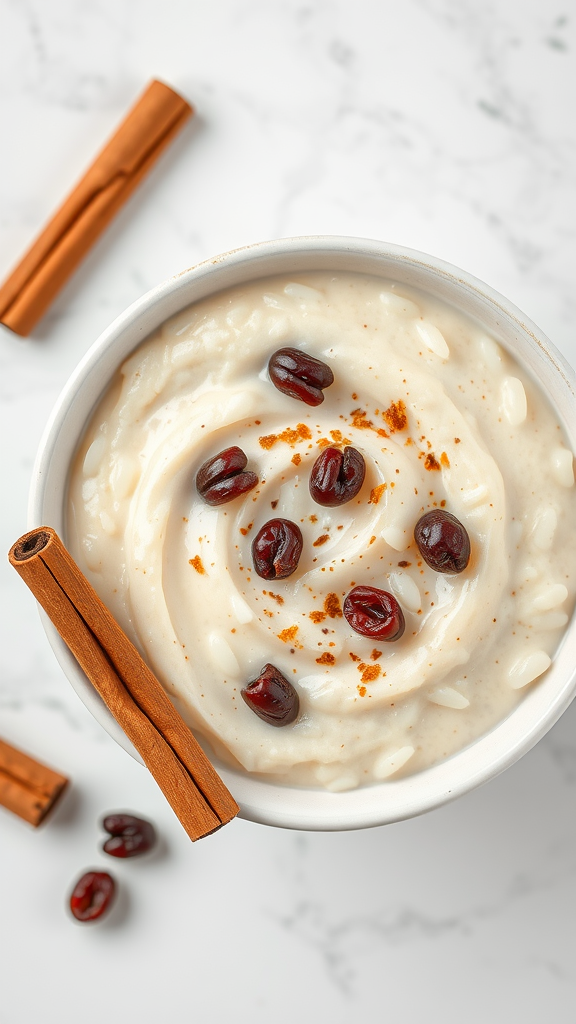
top-left (271, 833), bottom-right (576, 995)
top-left (7, 0), bottom-right (127, 110)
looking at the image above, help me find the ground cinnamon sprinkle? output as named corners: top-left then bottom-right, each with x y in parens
top-left (277, 625), bottom-right (301, 646)
top-left (324, 593), bottom-right (343, 618)
top-left (329, 429), bottom-right (351, 446)
top-left (440, 451), bottom-right (450, 467)
top-left (369, 483), bottom-right (387, 504)
top-left (265, 591), bottom-right (284, 605)
top-left (259, 423), bottom-right (312, 449)
top-left (309, 610), bottom-right (326, 623)
top-left (316, 437), bottom-right (331, 448)
top-left (424, 452), bottom-right (441, 471)
top-left (316, 652), bottom-right (336, 665)
top-left (349, 652), bottom-right (361, 662)
top-left (370, 649), bottom-right (382, 661)
top-left (189, 556), bottom-right (205, 575)
top-left (313, 533), bottom-right (330, 547)
top-left (383, 399), bottom-right (408, 432)
top-left (259, 434), bottom-right (277, 450)
top-left (350, 408), bottom-right (373, 430)
top-left (359, 663), bottom-right (381, 683)
top-left (357, 685), bottom-right (367, 697)
top-left (291, 453), bottom-right (302, 466)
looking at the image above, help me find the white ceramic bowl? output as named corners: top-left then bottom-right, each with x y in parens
top-left (30, 236), bottom-right (576, 831)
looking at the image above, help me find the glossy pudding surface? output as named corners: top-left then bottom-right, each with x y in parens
top-left (67, 272), bottom-right (576, 791)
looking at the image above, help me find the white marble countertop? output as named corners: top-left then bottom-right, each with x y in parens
top-left (1, 1), bottom-right (575, 1020)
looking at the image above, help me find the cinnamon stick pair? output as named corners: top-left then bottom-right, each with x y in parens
top-left (0, 80), bottom-right (193, 336)
top-left (9, 528), bottom-right (238, 841)
top-left (0, 737), bottom-right (68, 826)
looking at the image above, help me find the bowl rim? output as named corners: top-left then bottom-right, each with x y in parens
top-left (29, 234), bottom-right (576, 831)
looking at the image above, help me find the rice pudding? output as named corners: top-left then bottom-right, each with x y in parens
top-left (67, 272), bottom-right (576, 792)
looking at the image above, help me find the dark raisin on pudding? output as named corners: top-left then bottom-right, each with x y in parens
top-left (69, 871), bottom-right (116, 923)
top-left (196, 446), bottom-right (258, 506)
top-left (343, 586), bottom-right (405, 642)
top-left (102, 813), bottom-right (157, 859)
top-left (268, 347), bottom-right (334, 406)
top-left (309, 446), bottom-right (366, 506)
top-left (242, 663), bottom-right (300, 726)
top-left (252, 518), bottom-right (303, 580)
top-left (414, 509), bottom-right (470, 574)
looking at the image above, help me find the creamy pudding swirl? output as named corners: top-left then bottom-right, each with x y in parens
top-left (68, 273), bottom-right (576, 791)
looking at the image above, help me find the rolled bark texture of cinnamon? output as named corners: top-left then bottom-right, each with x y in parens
top-left (0, 737), bottom-right (68, 827)
top-left (9, 528), bottom-right (238, 841)
top-left (0, 79), bottom-right (193, 336)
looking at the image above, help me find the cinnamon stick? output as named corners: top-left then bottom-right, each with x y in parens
top-left (0, 80), bottom-right (193, 336)
top-left (9, 528), bottom-right (238, 841)
top-left (0, 737), bottom-right (68, 826)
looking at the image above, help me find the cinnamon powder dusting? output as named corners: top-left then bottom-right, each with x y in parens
top-left (309, 610), bottom-right (326, 624)
top-left (348, 407), bottom-right (389, 438)
top-left (424, 453), bottom-right (441, 471)
top-left (369, 483), bottom-right (387, 504)
top-left (189, 556), bottom-right (205, 575)
top-left (259, 434), bottom-right (277, 450)
top-left (350, 408), bottom-right (373, 429)
top-left (329, 429), bottom-right (351, 446)
top-left (383, 399), bottom-right (408, 432)
top-left (259, 423), bottom-right (312, 449)
top-left (324, 593), bottom-right (343, 618)
top-left (277, 625), bottom-right (302, 647)
top-left (316, 652), bottom-right (336, 665)
top-left (359, 663), bottom-right (381, 683)
top-left (440, 451), bottom-right (450, 468)
top-left (291, 452), bottom-right (302, 466)
top-left (357, 685), bottom-right (367, 697)
top-left (313, 533), bottom-right (330, 547)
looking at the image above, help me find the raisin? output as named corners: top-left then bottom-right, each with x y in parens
top-left (309, 446), bottom-right (365, 506)
top-left (252, 518), bottom-right (303, 580)
top-left (414, 509), bottom-right (470, 573)
top-left (343, 586), bottom-right (405, 641)
top-left (102, 813), bottom-right (156, 858)
top-left (196, 446), bottom-right (258, 505)
top-left (268, 347), bottom-right (334, 406)
top-left (241, 663), bottom-right (299, 725)
top-left (69, 871), bottom-right (116, 922)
